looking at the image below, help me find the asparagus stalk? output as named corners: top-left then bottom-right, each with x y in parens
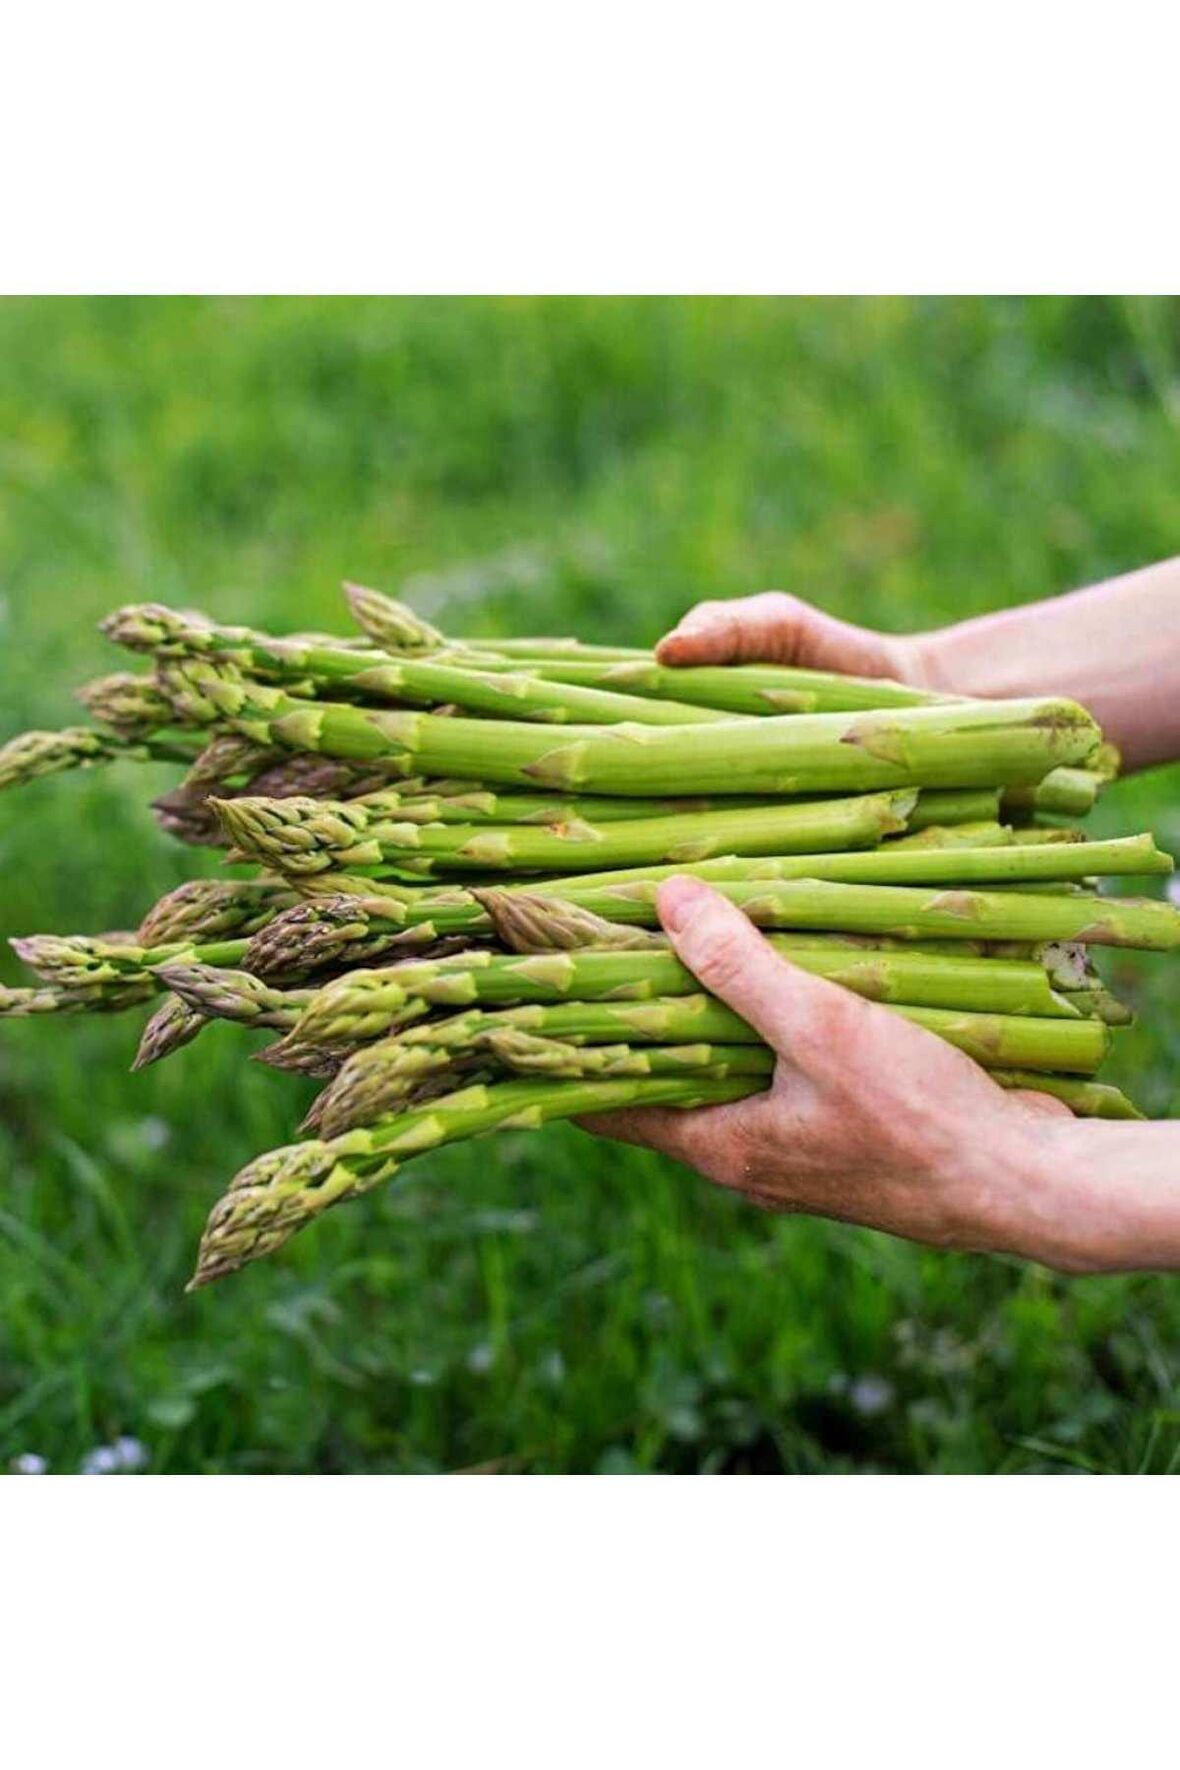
top-left (189, 1073), bottom-right (762, 1287)
top-left (464, 638), bottom-right (651, 663)
top-left (258, 938), bottom-right (1087, 1074)
top-left (341, 583), bottom-right (445, 651)
top-left (75, 671), bottom-right (181, 736)
top-left (987, 1070), bottom-right (1143, 1120)
top-left (527, 877), bottom-right (1180, 950)
top-left (155, 964), bottom-right (314, 1030)
top-left (284, 989), bottom-right (1108, 1111)
top-left (905, 789), bottom-right (1002, 830)
top-left (10, 932), bottom-right (252, 993)
top-left (521, 656), bottom-right (958, 714)
top-left (0, 979), bottom-right (158, 1017)
top-left (132, 995), bottom-right (209, 1069)
top-left (502, 833), bottom-right (1170, 899)
top-left (154, 659), bottom-right (1103, 794)
top-left (0, 725), bottom-right (199, 791)
top-left (312, 1027), bottom-right (1141, 1138)
top-left (886, 821), bottom-right (1012, 850)
top-left (212, 788), bottom-right (918, 877)
top-left (1001, 768), bottom-right (1105, 819)
top-left (376, 788), bottom-right (823, 826)
top-left (304, 1033), bottom-right (776, 1129)
top-left (104, 603), bottom-right (729, 726)
top-left (136, 880), bottom-right (297, 946)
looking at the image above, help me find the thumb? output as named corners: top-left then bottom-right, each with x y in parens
top-left (655, 590), bottom-right (903, 676)
top-left (656, 874), bottom-right (869, 1056)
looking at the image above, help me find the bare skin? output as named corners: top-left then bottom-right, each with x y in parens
top-left (583, 561), bottom-right (1180, 1272)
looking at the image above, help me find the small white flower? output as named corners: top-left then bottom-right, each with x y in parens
top-left (81, 1445), bottom-right (121, 1475)
top-left (850, 1375), bottom-right (895, 1417)
top-left (466, 1343), bottom-right (496, 1375)
top-left (114, 1436), bottom-right (149, 1471)
top-left (10, 1453), bottom-right (48, 1475)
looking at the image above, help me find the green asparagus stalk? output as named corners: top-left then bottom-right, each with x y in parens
top-left (10, 932), bottom-right (252, 993)
top-left (341, 583), bottom-right (445, 651)
top-left (0, 724), bottom-right (200, 792)
top-left (304, 1033), bottom-right (775, 1129)
top-left (212, 788), bottom-right (918, 877)
top-left (1001, 767), bottom-right (1105, 818)
top-left (460, 636), bottom-right (650, 663)
top-left (501, 833), bottom-right (1170, 900)
top-left (280, 866), bottom-right (1180, 954)
top-left (260, 938), bottom-right (1087, 1074)
top-left (75, 671), bottom-right (182, 736)
top-left (905, 789), bottom-right (1003, 830)
top-left (136, 880), bottom-right (297, 946)
top-left (155, 964), bottom-right (314, 1030)
top-left (886, 821), bottom-right (1012, 850)
top-left (311, 1027), bottom-right (1140, 1139)
top-left (526, 877), bottom-right (1180, 950)
top-left (154, 658), bottom-right (1103, 794)
top-left (189, 1072), bottom-right (761, 1287)
top-left (242, 895), bottom-right (463, 979)
top-left (284, 989), bottom-right (1108, 1105)
top-left (132, 994), bottom-right (209, 1069)
top-left (987, 1070), bottom-right (1143, 1120)
top-left (103, 602), bottom-right (730, 726)
top-left (522, 656), bottom-right (956, 713)
top-left (0, 979), bottom-right (158, 1017)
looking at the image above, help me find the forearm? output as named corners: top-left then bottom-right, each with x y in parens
top-left (912, 557), bottom-right (1180, 771)
top-left (1011, 1118), bottom-right (1180, 1272)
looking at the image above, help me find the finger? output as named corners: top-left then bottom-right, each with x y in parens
top-left (575, 1104), bottom-right (718, 1163)
top-left (656, 873), bottom-right (892, 1058)
top-left (655, 591), bottom-right (895, 674)
top-left (656, 593), bottom-right (804, 665)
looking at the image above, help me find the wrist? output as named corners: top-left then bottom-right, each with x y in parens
top-left (991, 1117), bottom-right (1180, 1275)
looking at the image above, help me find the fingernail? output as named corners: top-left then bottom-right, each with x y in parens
top-left (657, 874), bottom-right (709, 933)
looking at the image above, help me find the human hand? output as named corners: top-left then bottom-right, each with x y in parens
top-left (657, 590), bottom-right (926, 683)
top-left (578, 876), bottom-right (1095, 1269)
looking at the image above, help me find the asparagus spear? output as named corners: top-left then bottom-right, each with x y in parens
top-left (987, 1070), bottom-right (1143, 1120)
top-left (905, 789), bottom-right (1002, 830)
top-left (311, 1024), bottom-right (1140, 1138)
top-left (103, 602), bottom-right (730, 726)
top-left (341, 583), bottom-right (445, 651)
top-left (154, 659), bottom-right (1103, 794)
top-left (0, 725), bottom-right (199, 791)
top-left (254, 939), bottom-right (1089, 1075)
top-left (212, 788), bottom-right (918, 876)
top-left (189, 1073), bottom-right (762, 1287)
top-left (284, 989), bottom-right (1108, 1118)
top-left (136, 880), bottom-right (297, 945)
top-left (527, 877), bottom-right (1180, 950)
top-left (0, 979), bottom-right (158, 1017)
top-left (132, 995), bottom-right (209, 1069)
top-left (280, 866), bottom-right (1180, 953)
top-left (155, 964), bottom-right (315, 1030)
top-left (10, 932), bottom-right (252, 993)
top-left (1001, 768), bottom-right (1105, 819)
top-left (304, 1033), bottom-right (776, 1128)
top-left (75, 671), bottom-right (181, 736)
top-left (497, 833), bottom-right (1170, 899)
top-left (520, 656), bottom-right (957, 713)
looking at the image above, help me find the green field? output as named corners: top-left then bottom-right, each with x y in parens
top-left (2, 295), bottom-right (1179, 1474)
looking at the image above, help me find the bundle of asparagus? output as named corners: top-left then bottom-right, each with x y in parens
top-left (1, 582), bottom-right (1173, 1292)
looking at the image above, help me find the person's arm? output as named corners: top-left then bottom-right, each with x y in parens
top-left (657, 556), bottom-right (1180, 771)
top-left (580, 876), bottom-right (1180, 1273)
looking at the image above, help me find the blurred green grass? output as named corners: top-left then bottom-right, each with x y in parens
top-left (2, 295), bottom-right (1180, 1474)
